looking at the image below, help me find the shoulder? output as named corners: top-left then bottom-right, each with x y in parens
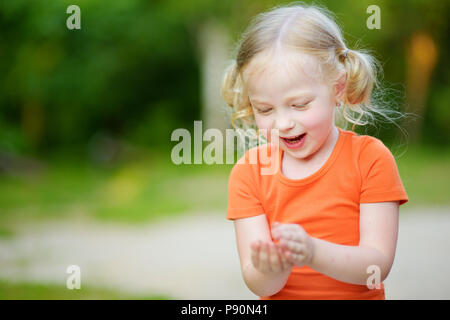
top-left (351, 132), bottom-right (408, 205)
top-left (233, 143), bottom-right (275, 168)
top-left (352, 134), bottom-right (399, 179)
top-left (229, 145), bottom-right (261, 181)
top-left (229, 143), bottom-right (277, 181)
top-left (359, 134), bottom-right (394, 160)
top-left (339, 128), bottom-right (392, 159)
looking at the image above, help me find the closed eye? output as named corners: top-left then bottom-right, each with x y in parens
top-left (256, 108), bottom-right (273, 114)
top-left (292, 102), bottom-right (310, 109)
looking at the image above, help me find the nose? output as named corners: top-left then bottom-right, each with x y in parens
top-left (275, 110), bottom-right (295, 133)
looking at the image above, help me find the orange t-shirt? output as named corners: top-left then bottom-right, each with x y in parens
top-left (226, 127), bottom-right (409, 300)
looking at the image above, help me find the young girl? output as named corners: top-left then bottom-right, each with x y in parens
top-left (221, 3), bottom-right (408, 300)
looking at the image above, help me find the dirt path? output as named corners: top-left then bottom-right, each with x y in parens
top-left (0, 206), bottom-right (449, 299)
top-left (384, 206), bottom-right (450, 299)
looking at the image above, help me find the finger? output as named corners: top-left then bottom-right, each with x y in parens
top-left (277, 224), bottom-right (304, 237)
top-left (275, 243), bottom-right (283, 256)
top-left (284, 250), bottom-right (296, 264)
top-left (287, 241), bottom-right (305, 254)
top-left (269, 243), bottom-right (281, 273)
top-left (271, 228), bottom-right (281, 241)
top-left (291, 252), bottom-right (306, 263)
top-left (276, 231), bottom-right (293, 242)
top-left (273, 227), bottom-right (296, 242)
top-left (277, 245), bottom-right (292, 269)
top-left (250, 240), bottom-right (261, 251)
top-left (251, 241), bottom-right (260, 269)
top-left (275, 243), bottom-right (293, 267)
top-left (259, 242), bottom-right (270, 273)
top-left (271, 224), bottom-right (284, 235)
top-left (284, 231), bottom-right (302, 242)
top-left (279, 238), bottom-right (291, 253)
top-left (282, 253), bottom-right (294, 269)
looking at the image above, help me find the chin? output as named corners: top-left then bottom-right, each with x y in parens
top-left (284, 145), bottom-right (308, 156)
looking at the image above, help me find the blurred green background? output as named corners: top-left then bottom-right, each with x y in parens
top-left (0, 0), bottom-right (449, 299)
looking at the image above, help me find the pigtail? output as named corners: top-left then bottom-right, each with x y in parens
top-left (221, 60), bottom-right (239, 108)
top-left (221, 60), bottom-right (253, 130)
top-left (336, 47), bottom-right (406, 132)
top-left (341, 48), bottom-right (378, 106)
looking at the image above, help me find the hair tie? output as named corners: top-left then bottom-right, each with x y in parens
top-left (343, 48), bottom-right (349, 59)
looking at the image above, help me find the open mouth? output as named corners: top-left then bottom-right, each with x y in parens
top-left (282, 133), bottom-right (306, 143)
top-left (281, 133), bottom-right (307, 149)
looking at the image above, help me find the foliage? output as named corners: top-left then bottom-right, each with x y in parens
top-left (0, 0), bottom-right (201, 154)
top-left (0, 0), bottom-right (449, 155)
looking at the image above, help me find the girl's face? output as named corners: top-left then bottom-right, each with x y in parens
top-left (242, 50), bottom-right (341, 162)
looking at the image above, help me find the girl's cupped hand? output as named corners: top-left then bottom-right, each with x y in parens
top-left (271, 222), bottom-right (315, 268)
top-left (250, 239), bottom-right (293, 274)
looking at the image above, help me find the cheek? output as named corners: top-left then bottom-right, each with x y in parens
top-left (254, 115), bottom-right (271, 130)
top-left (303, 87), bottom-right (335, 130)
top-left (303, 113), bottom-right (327, 130)
top-left (303, 106), bottom-right (334, 131)
top-left (254, 116), bottom-right (275, 140)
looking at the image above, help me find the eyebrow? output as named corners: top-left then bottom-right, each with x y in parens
top-left (251, 92), bottom-right (313, 106)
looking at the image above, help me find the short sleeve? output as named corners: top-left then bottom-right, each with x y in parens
top-left (226, 154), bottom-right (265, 220)
top-left (359, 137), bottom-right (409, 205)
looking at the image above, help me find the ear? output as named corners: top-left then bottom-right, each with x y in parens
top-left (334, 71), bottom-right (347, 103)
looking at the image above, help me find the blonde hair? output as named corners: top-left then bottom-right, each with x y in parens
top-left (221, 2), bottom-right (407, 146)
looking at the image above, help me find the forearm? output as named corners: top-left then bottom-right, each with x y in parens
top-left (242, 263), bottom-right (293, 297)
top-left (308, 237), bottom-right (391, 285)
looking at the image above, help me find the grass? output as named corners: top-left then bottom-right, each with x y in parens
top-left (0, 144), bottom-right (448, 300)
top-left (0, 144), bottom-right (449, 230)
top-left (0, 148), bottom-right (231, 224)
top-left (0, 227), bottom-right (14, 238)
top-left (394, 144), bottom-right (450, 207)
top-left (0, 280), bottom-right (172, 300)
